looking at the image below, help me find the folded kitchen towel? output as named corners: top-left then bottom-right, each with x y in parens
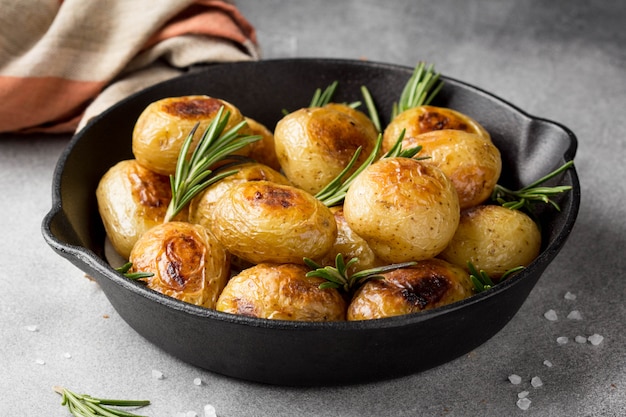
top-left (0, 0), bottom-right (258, 134)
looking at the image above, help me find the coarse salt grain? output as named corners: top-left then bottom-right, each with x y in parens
top-left (575, 335), bottom-right (587, 344)
top-left (35, 358), bottom-right (45, 365)
top-left (193, 377), bottom-right (202, 386)
top-left (186, 412), bottom-right (199, 417)
top-left (151, 369), bottom-right (164, 380)
top-left (518, 391), bottom-right (530, 399)
top-left (26, 325), bottom-right (39, 332)
top-left (508, 374), bottom-right (522, 385)
top-left (517, 397), bottom-right (532, 410)
top-left (567, 310), bottom-right (583, 320)
top-left (204, 404), bottom-right (217, 417)
top-left (63, 352), bottom-right (72, 359)
top-left (543, 309), bottom-right (558, 321)
top-left (556, 336), bottom-right (568, 345)
top-left (588, 334), bottom-right (604, 346)
top-left (531, 376), bottom-right (543, 388)
top-left (564, 291), bottom-right (577, 300)
top-left (543, 360), bottom-right (553, 367)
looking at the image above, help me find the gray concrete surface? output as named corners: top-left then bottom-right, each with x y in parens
top-left (1, 0), bottom-right (624, 415)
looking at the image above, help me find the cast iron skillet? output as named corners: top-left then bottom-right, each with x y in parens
top-left (42, 58), bottom-right (580, 386)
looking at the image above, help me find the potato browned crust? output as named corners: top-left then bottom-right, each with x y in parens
top-left (347, 258), bottom-right (473, 320)
top-left (216, 263), bottom-right (346, 321)
top-left (129, 221), bottom-right (230, 308)
top-left (243, 117), bottom-right (282, 171)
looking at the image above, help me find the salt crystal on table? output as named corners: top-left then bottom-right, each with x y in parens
top-left (543, 360), bottom-right (553, 367)
top-left (508, 374), bottom-right (522, 384)
top-left (152, 369), bottom-right (164, 380)
top-left (588, 334), bottom-right (604, 346)
top-left (556, 336), bottom-right (568, 345)
top-left (564, 291), bottom-right (577, 300)
top-left (543, 309), bottom-right (558, 321)
top-left (63, 352), bottom-right (72, 359)
top-left (35, 358), bottom-right (45, 365)
top-left (531, 376), bottom-right (543, 387)
top-left (567, 310), bottom-right (583, 320)
top-left (518, 391), bottom-right (530, 398)
top-left (204, 404), bottom-right (217, 417)
top-left (186, 412), bottom-right (199, 417)
top-left (193, 377), bottom-right (202, 386)
top-left (575, 335), bottom-right (587, 344)
top-left (26, 325), bottom-right (39, 332)
top-left (517, 397), bottom-right (532, 410)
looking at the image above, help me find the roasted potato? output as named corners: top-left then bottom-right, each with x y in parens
top-left (188, 162), bottom-right (291, 229)
top-left (405, 130), bottom-right (502, 209)
top-left (382, 105), bottom-right (490, 153)
top-left (96, 159), bottom-right (186, 259)
top-left (209, 180), bottom-right (337, 264)
top-left (343, 157), bottom-right (460, 263)
top-left (347, 258), bottom-right (474, 320)
top-left (274, 104), bottom-right (380, 194)
top-left (439, 205), bottom-right (542, 278)
top-left (129, 221), bottom-right (230, 308)
top-left (132, 95), bottom-right (250, 176)
top-left (216, 263), bottom-right (346, 321)
top-left (243, 117), bottom-right (282, 171)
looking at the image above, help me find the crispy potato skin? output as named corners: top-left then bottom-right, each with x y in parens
top-left (243, 117), bottom-right (282, 171)
top-left (96, 159), bottom-right (186, 259)
top-left (382, 105), bottom-right (490, 153)
top-left (209, 181), bottom-right (337, 264)
top-left (216, 263), bottom-right (346, 321)
top-left (188, 162), bottom-right (291, 229)
top-left (439, 205), bottom-right (541, 278)
top-left (348, 258), bottom-right (473, 320)
top-left (408, 130), bottom-right (501, 209)
top-left (344, 158), bottom-right (460, 263)
top-left (274, 104), bottom-right (379, 194)
top-left (132, 95), bottom-right (249, 176)
top-left (129, 221), bottom-right (230, 308)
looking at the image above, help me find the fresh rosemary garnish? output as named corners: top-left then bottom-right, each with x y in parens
top-left (491, 160), bottom-right (574, 212)
top-left (164, 106), bottom-right (261, 222)
top-left (310, 80), bottom-right (339, 107)
top-left (360, 85), bottom-right (381, 132)
top-left (53, 386), bottom-right (150, 417)
top-left (468, 262), bottom-right (524, 293)
top-left (304, 254), bottom-right (416, 293)
top-left (392, 62), bottom-right (444, 119)
top-left (382, 129), bottom-right (426, 159)
top-left (115, 262), bottom-right (153, 280)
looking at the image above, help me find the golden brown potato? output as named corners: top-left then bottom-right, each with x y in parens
top-left (129, 221), bottom-right (230, 308)
top-left (209, 180), bottom-right (337, 264)
top-left (96, 159), bottom-right (186, 259)
top-left (382, 105), bottom-right (490, 153)
top-left (188, 162), bottom-right (291, 229)
top-left (439, 205), bottom-right (542, 278)
top-left (242, 117), bottom-right (282, 171)
top-left (405, 130), bottom-right (502, 209)
top-left (216, 263), bottom-right (346, 321)
top-left (316, 206), bottom-right (384, 272)
top-left (274, 104), bottom-right (380, 194)
top-left (343, 157), bottom-right (460, 263)
top-left (132, 95), bottom-right (250, 176)
top-left (348, 258), bottom-right (473, 320)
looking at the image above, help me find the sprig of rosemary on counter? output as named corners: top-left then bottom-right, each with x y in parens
top-left (468, 262), bottom-right (524, 293)
top-left (304, 254), bottom-right (416, 293)
top-left (164, 106), bottom-right (261, 222)
top-left (54, 386), bottom-right (150, 417)
top-left (392, 62), bottom-right (444, 119)
top-left (491, 160), bottom-right (574, 212)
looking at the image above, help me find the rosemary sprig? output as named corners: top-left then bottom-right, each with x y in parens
top-left (310, 80), bottom-right (339, 107)
top-left (491, 160), bottom-right (574, 212)
top-left (164, 106), bottom-right (261, 222)
top-left (392, 62), bottom-right (444, 119)
top-left (304, 254), bottom-right (416, 293)
top-left (468, 262), bottom-right (524, 293)
top-left (53, 386), bottom-right (150, 417)
top-left (382, 129), bottom-right (426, 159)
top-left (115, 262), bottom-right (153, 280)
top-left (360, 85), bottom-right (381, 132)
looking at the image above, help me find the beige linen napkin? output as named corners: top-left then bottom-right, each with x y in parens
top-left (0, 0), bottom-right (258, 134)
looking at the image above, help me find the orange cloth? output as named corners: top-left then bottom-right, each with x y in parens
top-left (0, 0), bottom-right (258, 134)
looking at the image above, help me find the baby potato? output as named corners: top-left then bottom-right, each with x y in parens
top-left (316, 206), bottom-right (384, 273)
top-left (274, 104), bottom-right (380, 194)
top-left (129, 221), bottom-right (230, 309)
top-left (209, 180), bottom-right (337, 265)
top-left (216, 263), bottom-right (346, 321)
top-left (348, 258), bottom-right (473, 320)
top-left (132, 95), bottom-right (250, 176)
top-left (406, 130), bottom-right (502, 209)
top-left (382, 105), bottom-right (490, 153)
top-left (188, 162), bottom-right (291, 229)
top-left (439, 205), bottom-right (542, 279)
top-left (243, 117), bottom-right (282, 171)
top-left (96, 159), bottom-right (186, 259)
top-left (344, 157), bottom-right (460, 263)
